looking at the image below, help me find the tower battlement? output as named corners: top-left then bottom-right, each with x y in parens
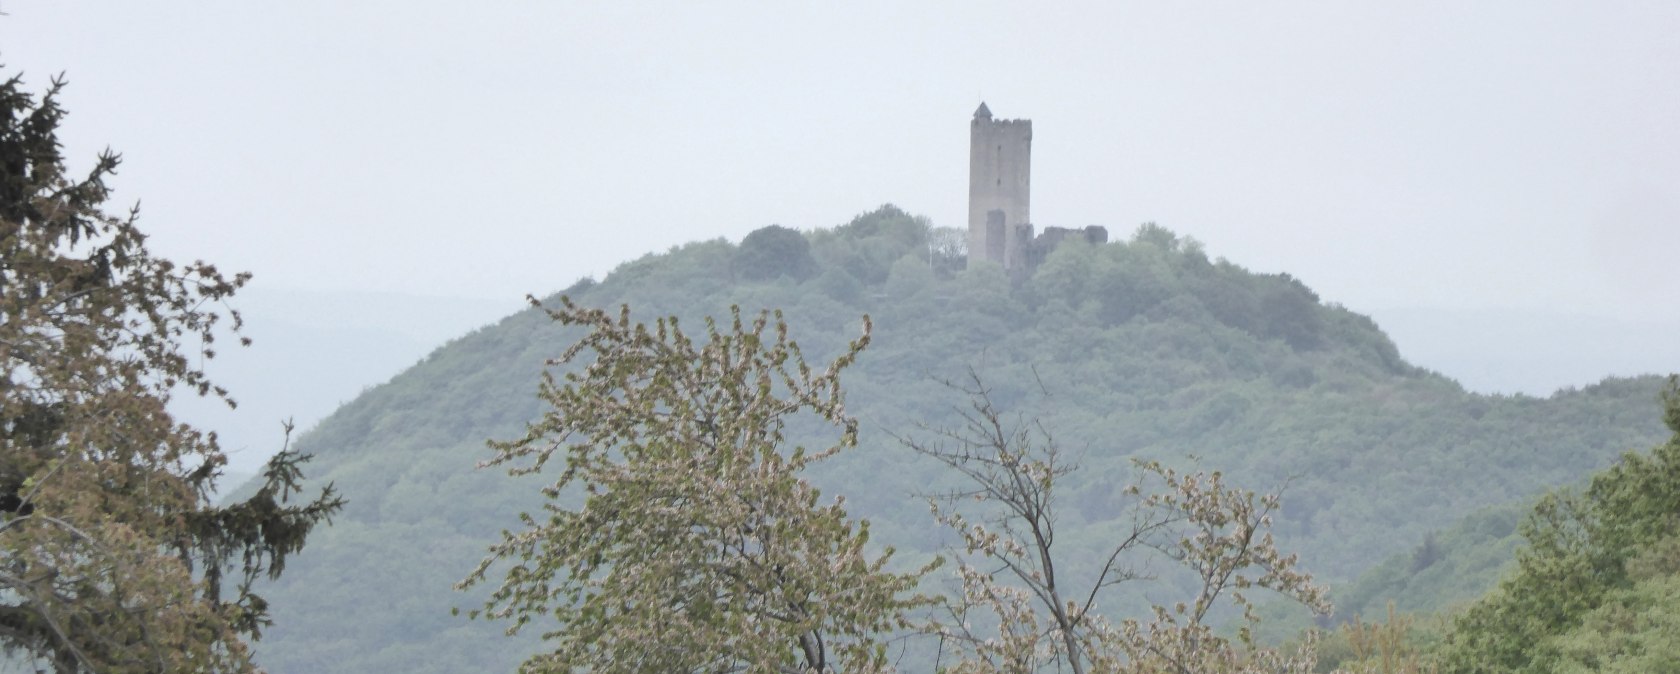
top-left (974, 117), bottom-right (1033, 128)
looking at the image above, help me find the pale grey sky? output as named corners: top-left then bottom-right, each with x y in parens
top-left (5, 3), bottom-right (1678, 443)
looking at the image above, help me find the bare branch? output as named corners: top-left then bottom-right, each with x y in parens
top-left (903, 369), bottom-right (1328, 673)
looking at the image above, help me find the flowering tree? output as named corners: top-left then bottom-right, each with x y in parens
top-left (460, 299), bottom-right (933, 673)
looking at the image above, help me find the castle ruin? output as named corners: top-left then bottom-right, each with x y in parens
top-left (967, 102), bottom-right (1032, 270)
top-left (967, 102), bottom-right (1106, 277)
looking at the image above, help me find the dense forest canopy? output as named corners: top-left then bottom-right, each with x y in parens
top-left (230, 205), bottom-right (1671, 673)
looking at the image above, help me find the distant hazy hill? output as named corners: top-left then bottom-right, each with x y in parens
top-left (172, 288), bottom-right (517, 476)
top-left (244, 207), bottom-right (1672, 673)
top-left (1371, 306), bottom-right (1680, 397)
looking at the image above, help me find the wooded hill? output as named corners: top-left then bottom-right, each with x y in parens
top-left (244, 206), bottom-right (1672, 673)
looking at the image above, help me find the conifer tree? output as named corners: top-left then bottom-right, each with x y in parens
top-left (1, 70), bottom-right (342, 673)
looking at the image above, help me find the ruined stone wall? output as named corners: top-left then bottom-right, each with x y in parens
top-left (1024, 225), bottom-right (1110, 273)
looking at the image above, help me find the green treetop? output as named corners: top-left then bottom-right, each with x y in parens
top-left (458, 298), bottom-right (933, 673)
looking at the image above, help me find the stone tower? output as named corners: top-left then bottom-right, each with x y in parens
top-left (968, 102), bottom-right (1032, 270)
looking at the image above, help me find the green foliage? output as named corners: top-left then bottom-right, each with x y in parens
top-left (1546, 552), bottom-right (1680, 673)
top-left (458, 299), bottom-right (931, 673)
top-left (1, 71), bottom-right (341, 673)
top-left (737, 224), bottom-right (817, 282)
top-left (1332, 501), bottom-right (1526, 622)
top-left (237, 205), bottom-right (1674, 673)
top-left (812, 266), bottom-right (864, 304)
top-left (809, 206), bottom-right (928, 286)
top-left (1438, 376), bottom-right (1680, 673)
top-left (1316, 603), bottom-right (1444, 674)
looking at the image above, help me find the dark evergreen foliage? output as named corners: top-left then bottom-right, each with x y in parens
top-left (1, 70), bottom-right (342, 673)
top-left (735, 224), bottom-right (817, 281)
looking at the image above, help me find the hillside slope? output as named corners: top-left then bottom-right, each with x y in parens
top-left (247, 207), bottom-right (1672, 673)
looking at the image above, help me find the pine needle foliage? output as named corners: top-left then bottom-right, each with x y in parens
top-left (0, 71), bottom-right (342, 673)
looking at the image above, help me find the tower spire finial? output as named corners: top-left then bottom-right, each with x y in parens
top-left (974, 101), bottom-right (992, 119)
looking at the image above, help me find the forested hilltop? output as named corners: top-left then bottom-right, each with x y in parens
top-left (248, 206), bottom-right (1672, 673)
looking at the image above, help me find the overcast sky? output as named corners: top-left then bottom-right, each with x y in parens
top-left (6, 3), bottom-right (1679, 403)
